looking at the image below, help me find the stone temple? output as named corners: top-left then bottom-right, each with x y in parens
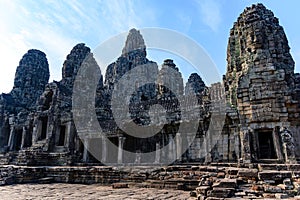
top-left (0, 4), bottom-right (300, 197)
top-left (0, 3), bottom-right (299, 166)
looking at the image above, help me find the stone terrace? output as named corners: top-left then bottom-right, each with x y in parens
top-left (1, 163), bottom-right (300, 199)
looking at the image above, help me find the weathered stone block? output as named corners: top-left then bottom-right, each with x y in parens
top-left (259, 171), bottom-right (292, 181)
top-left (263, 185), bottom-right (282, 193)
top-left (213, 178), bottom-right (237, 189)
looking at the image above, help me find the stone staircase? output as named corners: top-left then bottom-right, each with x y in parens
top-left (8, 150), bottom-right (72, 166)
top-left (192, 163), bottom-right (300, 199)
top-left (32, 152), bottom-right (72, 166)
top-left (0, 163), bottom-right (300, 199)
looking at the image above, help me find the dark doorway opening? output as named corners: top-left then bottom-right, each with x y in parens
top-left (14, 129), bottom-right (23, 151)
top-left (0, 121), bottom-right (10, 148)
top-left (40, 117), bottom-right (48, 140)
top-left (58, 125), bottom-right (66, 146)
top-left (258, 131), bottom-right (277, 159)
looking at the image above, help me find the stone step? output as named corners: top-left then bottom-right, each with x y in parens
top-left (258, 164), bottom-right (300, 171)
top-left (207, 187), bottom-right (235, 198)
top-left (37, 177), bottom-right (54, 184)
top-left (258, 170), bottom-right (292, 182)
top-left (213, 178), bottom-right (237, 189)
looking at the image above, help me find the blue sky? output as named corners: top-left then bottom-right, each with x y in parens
top-left (0, 0), bottom-right (300, 92)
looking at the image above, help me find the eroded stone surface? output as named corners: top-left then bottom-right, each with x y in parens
top-left (0, 184), bottom-right (192, 200)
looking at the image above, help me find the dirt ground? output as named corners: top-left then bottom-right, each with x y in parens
top-left (0, 183), bottom-right (193, 200)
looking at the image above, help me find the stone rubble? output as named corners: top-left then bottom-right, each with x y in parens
top-left (0, 163), bottom-right (299, 199)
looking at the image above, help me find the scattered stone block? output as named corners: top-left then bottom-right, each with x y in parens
top-left (263, 185), bottom-right (282, 193)
top-left (213, 178), bottom-right (237, 189)
top-left (275, 193), bottom-right (289, 199)
top-left (196, 186), bottom-right (211, 196)
top-left (112, 182), bottom-right (129, 189)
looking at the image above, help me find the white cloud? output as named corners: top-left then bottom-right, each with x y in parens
top-left (196, 0), bottom-right (222, 32)
top-left (177, 13), bottom-right (193, 33)
top-left (0, 1), bottom-right (30, 92)
top-left (99, 0), bottom-right (140, 33)
top-left (0, 0), bottom-right (158, 93)
top-left (0, 1), bottom-right (79, 92)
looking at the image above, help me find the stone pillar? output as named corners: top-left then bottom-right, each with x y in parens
top-left (221, 134), bottom-right (230, 161)
top-left (187, 133), bottom-right (194, 161)
top-left (168, 134), bottom-right (175, 161)
top-left (21, 127), bottom-right (26, 149)
top-left (154, 142), bottom-right (160, 164)
top-left (65, 122), bottom-right (72, 148)
top-left (8, 126), bottom-right (15, 151)
top-left (161, 134), bottom-right (166, 161)
top-left (280, 127), bottom-right (296, 164)
top-left (204, 130), bottom-right (212, 163)
top-left (273, 127), bottom-right (284, 161)
top-left (82, 138), bottom-right (89, 163)
top-left (101, 135), bottom-right (107, 163)
top-left (117, 136), bottom-right (125, 164)
top-left (173, 135), bottom-right (176, 161)
top-left (134, 150), bottom-right (141, 164)
top-left (240, 129), bottom-right (251, 164)
top-left (234, 131), bottom-right (240, 160)
top-left (32, 125), bottom-right (38, 144)
top-left (176, 133), bottom-right (182, 161)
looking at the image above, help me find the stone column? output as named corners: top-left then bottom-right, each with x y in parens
top-left (168, 134), bottom-right (175, 161)
top-left (234, 131), bottom-right (240, 160)
top-left (240, 129), bottom-right (251, 164)
top-left (187, 133), bottom-right (194, 161)
top-left (21, 127), bottom-right (26, 149)
top-left (161, 134), bottom-right (166, 161)
top-left (204, 131), bottom-right (211, 163)
top-left (273, 127), bottom-right (284, 161)
top-left (32, 125), bottom-right (38, 144)
top-left (280, 127), bottom-right (296, 164)
top-left (117, 136), bottom-right (125, 164)
top-left (134, 150), bottom-right (141, 164)
top-left (101, 135), bottom-right (107, 163)
top-left (82, 138), bottom-right (89, 163)
top-left (8, 126), bottom-right (15, 151)
top-left (154, 142), bottom-right (160, 164)
top-left (176, 133), bottom-right (182, 161)
top-left (65, 122), bottom-right (72, 148)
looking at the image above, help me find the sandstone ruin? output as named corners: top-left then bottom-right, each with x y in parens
top-left (0, 3), bottom-right (300, 199)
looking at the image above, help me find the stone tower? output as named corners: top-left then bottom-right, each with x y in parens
top-left (104, 28), bottom-right (158, 105)
top-left (157, 59), bottom-right (184, 97)
top-left (224, 3), bottom-right (300, 163)
top-left (0, 49), bottom-right (49, 151)
top-left (61, 43), bottom-right (91, 88)
top-left (185, 73), bottom-right (206, 96)
top-left (11, 49), bottom-right (49, 110)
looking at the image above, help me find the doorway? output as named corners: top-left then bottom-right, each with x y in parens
top-left (257, 130), bottom-right (277, 159)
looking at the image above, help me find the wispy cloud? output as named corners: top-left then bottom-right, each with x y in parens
top-left (99, 0), bottom-right (142, 33)
top-left (0, 0), bottom-right (159, 92)
top-left (176, 13), bottom-right (193, 33)
top-left (195, 0), bottom-right (222, 32)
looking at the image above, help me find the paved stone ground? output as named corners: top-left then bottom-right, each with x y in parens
top-left (0, 183), bottom-right (193, 200)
